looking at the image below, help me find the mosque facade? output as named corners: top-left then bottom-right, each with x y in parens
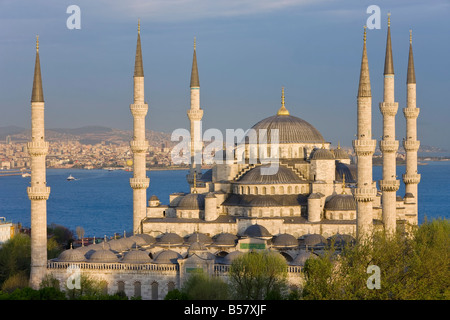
top-left (28, 17), bottom-right (420, 299)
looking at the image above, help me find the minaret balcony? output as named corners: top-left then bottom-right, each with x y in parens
top-left (379, 140), bottom-right (399, 153)
top-left (379, 102), bottom-right (398, 116)
top-left (379, 179), bottom-right (400, 192)
top-left (130, 103), bottom-right (148, 117)
top-left (130, 177), bottom-right (150, 189)
top-left (27, 141), bottom-right (49, 156)
top-left (130, 140), bottom-right (149, 153)
top-left (27, 186), bottom-right (51, 200)
top-left (402, 173), bottom-right (421, 185)
top-left (352, 187), bottom-right (377, 202)
top-left (403, 107), bottom-right (420, 119)
top-left (187, 109), bottom-right (204, 121)
top-left (352, 139), bottom-right (376, 156)
top-left (403, 140), bottom-right (420, 152)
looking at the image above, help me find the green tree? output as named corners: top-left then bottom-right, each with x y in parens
top-left (180, 272), bottom-right (229, 300)
top-left (228, 250), bottom-right (288, 300)
top-left (301, 219), bottom-right (450, 300)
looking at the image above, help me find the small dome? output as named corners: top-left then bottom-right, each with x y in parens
top-left (290, 250), bottom-right (316, 266)
top-left (152, 250), bottom-right (182, 264)
top-left (157, 232), bottom-right (184, 246)
top-left (121, 250), bottom-right (151, 264)
top-left (300, 234), bottom-right (327, 247)
top-left (327, 234), bottom-right (355, 247)
top-left (213, 233), bottom-right (238, 246)
top-left (77, 244), bottom-right (104, 258)
top-left (242, 224), bottom-right (271, 239)
top-left (222, 251), bottom-right (244, 265)
top-left (177, 193), bottom-right (205, 210)
top-left (404, 193), bottom-right (415, 199)
top-left (272, 233), bottom-right (298, 247)
top-left (237, 165), bottom-right (303, 184)
top-left (310, 148), bottom-right (335, 160)
top-left (185, 232), bottom-right (213, 245)
top-left (150, 195), bottom-right (159, 201)
top-left (57, 248), bottom-right (86, 262)
top-left (134, 233), bottom-right (156, 245)
top-left (308, 192), bottom-right (324, 200)
top-left (325, 194), bottom-right (356, 211)
top-left (89, 249), bottom-right (118, 263)
top-left (332, 147), bottom-right (349, 160)
top-left (108, 239), bottom-right (130, 252)
top-left (205, 192), bottom-right (216, 199)
top-left (127, 235), bottom-right (148, 246)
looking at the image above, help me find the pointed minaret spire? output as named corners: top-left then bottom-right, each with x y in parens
top-left (407, 29), bottom-right (416, 84)
top-left (358, 26), bottom-right (371, 98)
top-left (190, 37), bottom-right (200, 88)
top-left (384, 13), bottom-right (394, 75)
top-left (277, 87), bottom-right (290, 116)
top-left (31, 35), bottom-right (44, 102)
top-left (134, 19), bottom-right (144, 77)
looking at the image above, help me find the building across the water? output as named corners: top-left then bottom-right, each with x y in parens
top-left (27, 16), bottom-right (420, 299)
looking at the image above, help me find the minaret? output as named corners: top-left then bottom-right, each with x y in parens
top-left (129, 20), bottom-right (149, 234)
top-left (187, 37), bottom-right (203, 189)
top-left (352, 26), bottom-right (377, 241)
top-left (402, 30), bottom-right (421, 220)
top-left (379, 14), bottom-right (400, 235)
top-left (28, 35), bottom-right (51, 289)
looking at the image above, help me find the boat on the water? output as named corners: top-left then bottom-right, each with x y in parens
top-left (67, 174), bottom-right (76, 181)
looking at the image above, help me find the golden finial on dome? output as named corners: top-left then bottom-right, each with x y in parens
top-left (363, 25), bottom-right (367, 44)
top-left (36, 35), bottom-right (39, 52)
top-left (387, 12), bottom-right (391, 27)
top-left (194, 37), bottom-right (196, 50)
top-left (409, 29), bottom-right (412, 44)
top-left (138, 19), bottom-right (140, 34)
top-left (277, 87), bottom-right (290, 116)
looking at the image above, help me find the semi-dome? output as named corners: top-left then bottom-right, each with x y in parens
top-left (57, 247), bottom-right (86, 262)
top-left (272, 233), bottom-right (298, 247)
top-left (121, 250), bottom-right (151, 264)
top-left (237, 165), bottom-right (303, 184)
top-left (108, 239), bottom-right (130, 253)
top-left (156, 232), bottom-right (184, 246)
top-left (89, 249), bottom-right (118, 263)
top-left (242, 224), bottom-right (272, 239)
top-left (213, 233), bottom-right (238, 246)
top-left (127, 235), bottom-right (149, 246)
top-left (250, 114), bottom-right (325, 144)
top-left (152, 250), bottom-right (182, 264)
top-left (177, 193), bottom-right (205, 210)
top-left (325, 194), bottom-right (357, 211)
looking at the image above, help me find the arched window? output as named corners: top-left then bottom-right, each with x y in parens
top-left (247, 186), bottom-right (251, 194)
top-left (271, 186), bottom-right (275, 195)
top-left (295, 186), bottom-right (299, 193)
top-left (290, 208), bottom-right (294, 216)
top-left (287, 186), bottom-right (292, 194)
top-left (151, 281), bottom-right (159, 300)
top-left (254, 187), bottom-right (258, 195)
top-left (117, 281), bottom-right (125, 294)
top-left (134, 281), bottom-right (141, 298)
top-left (279, 186), bottom-right (284, 194)
top-left (168, 281), bottom-right (176, 293)
top-left (263, 187), bottom-right (267, 195)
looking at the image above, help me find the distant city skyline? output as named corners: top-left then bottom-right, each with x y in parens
top-left (1, 0), bottom-right (449, 149)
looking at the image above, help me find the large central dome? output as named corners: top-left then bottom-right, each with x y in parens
top-left (251, 114), bottom-right (325, 144)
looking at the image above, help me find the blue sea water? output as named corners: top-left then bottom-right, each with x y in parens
top-left (0, 162), bottom-right (449, 238)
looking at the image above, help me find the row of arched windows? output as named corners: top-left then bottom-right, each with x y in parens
top-left (235, 184), bottom-right (308, 195)
top-left (116, 280), bottom-right (176, 300)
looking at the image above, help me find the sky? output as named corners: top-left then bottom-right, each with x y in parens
top-left (0, 0), bottom-right (449, 149)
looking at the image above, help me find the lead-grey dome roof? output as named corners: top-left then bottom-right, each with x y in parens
top-left (310, 148), bottom-right (335, 160)
top-left (121, 250), bottom-right (151, 264)
top-left (213, 233), bottom-right (238, 246)
top-left (185, 232), bottom-right (213, 245)
top-left (152, 250), bottom-right (182, 264)
top-left (325, 194), bottom-right (356, 211)
top-left (221, 251), bottom-right (244, 265)
top-left (299, 234), bottom-right (327, 247)
top-left (89, 249), bottom-right (118, 263)
top-left (272, 233), bottom-right (298, 247)
top-left (332, 147), bottom-right (350, 160)
top-left (57, 248), bottom-right (86, 262)
top-left (250, 114), bottom-right (325, 144)
top-left (242, 224), bottom-right (272, 239)
top-left (177, 193), bottom-right (205, 210)
top-left (290, 250), bottom-right (316, 266)
top-left (156, 232), bottom-right (184, 246)
top-left (237, 165), bottom-right (303, 184)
